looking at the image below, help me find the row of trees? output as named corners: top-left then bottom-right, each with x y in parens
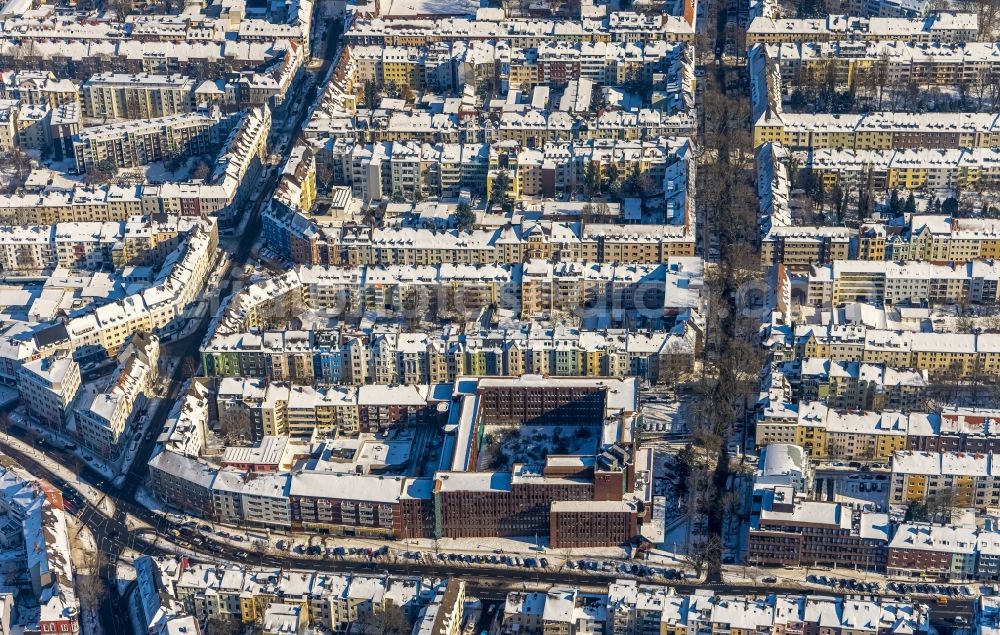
top-left (671, 51), bottom-right (766, 580)
top-left (790, 56), bottom-right (1000, 115)
top-left (793, 164), bottom-right (979, 227)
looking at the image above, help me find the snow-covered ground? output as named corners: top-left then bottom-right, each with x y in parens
top-left (134, 485), bottom-right (698, 580)
top-left (0, 423), bottom-right (111, 510)
top-left (8, 388), bottom-right (166, 489)
top-left (8, 408), bottom-right (119, 482)
top-left (67, 516), bottom-right (105, 635)
top-left (81, 608), bottom-right (104, 635)
top-left (115, 558), bottom-right (137, 596)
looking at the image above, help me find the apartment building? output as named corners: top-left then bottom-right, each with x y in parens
top-left (888, 523), bottom-right (978, 580)
top-left (320, 137), bottom-right (693, 204)
top-left (772, 357), bottom-right (927, 412)
top-left (756, 401), bottom-right (909, 460)
top-left (887, 521), bottom-right (1000, 581)
top-left (824, 0), bottom-right (930, 17)
top-left (756, 111), bottom-right (1000, 151)
top-left (906, 408), bottom-right (1000, 454)
top-left (890, 450), bottom-right (1000, 509)
top-left (0, 222), bottom-right (127, 272)
top-left (747, 487), bottom-right (889, 569)
top-left (203, 260), bottom-right (702, 371)
top-left (0, 3), bottom-right (311, 80)
top-left (343, 12), bottom-right (697, 48)
top-left (114, 215), bottom-right (204, 267)
top-left (147, 452), bottom-right (217, 518)
top-left (606, 585), bottom-right (931, 635)
top-left (757, 402), bottom-right (1000, 455)
top-left (502, 588), bottom-right (607, 635)
top-left (765, 321), bottom-right (1000, 380)
top-left (72, 112), bottom-right (217, 173)
top-left (138, 555), bottom-right (443, 634)
top-left (770, 39), bottom-right (1000, 88)
top-left (805, 260), bottom-right (1000, 307)
top-left (806, 147), bottom-right (1000, 192)
top-left (0, 459), bottom-right (79, 635)
top-left (222, 260), bottom-right (696, 324)
top-left (0, 226), bottom-right (55, 272)
top-left (747, 11), bottom-right (977, 44)
top-left (203, 105), bottom-right (271, 233)
top-left (81, 73), bottom-right (195, 119)
top-left (287, 472), bottom-right (430, 538)
top-left (202, 322), bottom-right (699, 387)
top-left (0, 70), bottom-right (79, 109)
top-left (872, 215), bottom-right (1000, 263)
top-left (277, 220), bottom-right (696, 268)
top-left (74, 333), bottom-right (159, 458)
top-left (147, 374), bottom-right (649, 546)
top-left (349, 40), bottom-right (692, 95)
top-left (215, 379), bottom-right (441, 441)
top-left (16, 356), bottom-right (81, 430)
top-left (274, 145), bottom-right (317, 214)
top-left (760, 227), bottom-right (853, 272)
top-left (0, 183), bottom-right (145, 226)
top-left (750, 42), bottom-right (1000, 150)
top-left (211, 470), bottom-right (291, 528)
top-left (756, 143), bottom-right (854, 272)
top-left (50, 222), bottom-right (217, 357)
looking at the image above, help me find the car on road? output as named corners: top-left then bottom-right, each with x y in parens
top-left (762, 576), bottom-right (778, 584)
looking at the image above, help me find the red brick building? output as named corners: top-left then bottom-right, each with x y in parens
top-left (550, 500), bottom-right (639, 548)
top-left (746, 489), bottom-right (888, 570)
top-left (431, 376), bottom-right (648, 546)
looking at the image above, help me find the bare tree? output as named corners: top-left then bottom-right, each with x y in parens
top-left (682, 535), bottom-right (722, 579)
top-left (925, 487), bottom-right (959, 521)
top-left (974, 0), bottom-right (1000, 41)
top-left (107, 0), bottom-right (133, 21)
top-left (356, 601), bottom-right (411, 635)
top-left (205, 615), bottom-right (242, 635)
top-left (72, 528), bottom-right (109, 614)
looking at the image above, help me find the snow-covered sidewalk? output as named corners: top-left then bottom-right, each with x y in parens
top-left (0, 429), bottom-right (111, 512)
top-left (8, 409), bottom-right (120, 483)
top-left (66, 516), bottom-right (104, 635)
